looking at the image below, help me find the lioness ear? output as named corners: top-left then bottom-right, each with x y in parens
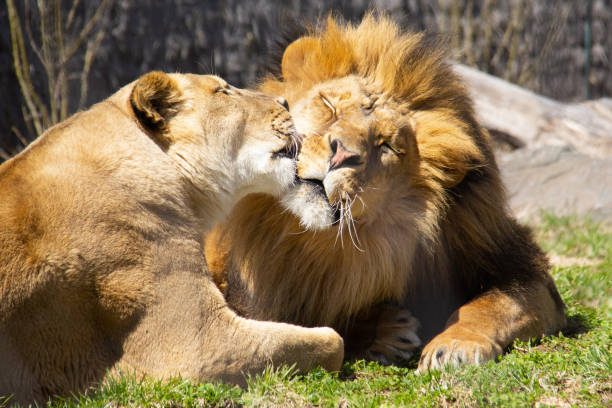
top-left (130, 71), bottom-right (182, 149)
top-left (281, 36), bottom-right (320, 82)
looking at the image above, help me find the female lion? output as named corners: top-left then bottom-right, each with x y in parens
top-left (0, 71), bottom-right (343, 405)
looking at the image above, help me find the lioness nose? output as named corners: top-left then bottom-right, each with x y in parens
top-left (275, 97), bottom-right (290, 111)
top-left (329, 139), bottom-right (361, 170)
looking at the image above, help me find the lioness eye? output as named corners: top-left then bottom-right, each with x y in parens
top-left (215, 87), bottom-right (229, 95)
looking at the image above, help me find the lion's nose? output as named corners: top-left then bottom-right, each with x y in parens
top-left (329, 139), bottom-right (361, 170)
top-left (275, 97), bottom-right (290, 111)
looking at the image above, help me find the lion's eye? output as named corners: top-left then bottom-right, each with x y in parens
top-left (380, 142), bottom-right (394, 154)
top-left (362, 97), bottom-right (375, 112)
top-left (319, 93), bottom-right (336, 117)
top-left (379, 141), bottom-right (404, 157)
top-left (215, 87), bottom-right (230, 95)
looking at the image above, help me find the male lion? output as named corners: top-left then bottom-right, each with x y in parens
top-left (0, 71), bottom-right (343, 405)
top-left (205, 14), bottom-right (567, 371)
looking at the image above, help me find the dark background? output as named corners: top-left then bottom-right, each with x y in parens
top-left (1, 0), bottom-right (610, 160)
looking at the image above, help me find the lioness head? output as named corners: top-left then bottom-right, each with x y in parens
top-left (265, 17), bottom-right (486, 239)
top-left (130, 71), bottom-right (300, 208)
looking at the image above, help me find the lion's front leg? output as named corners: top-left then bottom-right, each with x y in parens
top-left (417, 278), bottom-right (566, 372)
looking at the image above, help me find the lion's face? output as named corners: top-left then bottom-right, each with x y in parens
top-left (131, 72), bottom-right (300, 204)
top-left (281, 76), bottom-right (419, 230)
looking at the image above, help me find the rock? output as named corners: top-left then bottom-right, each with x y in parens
top-left (455, 64), bottom-right (612, 223)
top-left (456, 64), bottom-right (612, 158)
top-left (498, 145), bottom-right (612, 223)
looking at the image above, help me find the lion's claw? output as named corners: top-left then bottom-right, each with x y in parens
top-left (416, 328), bottom-right (502, 373)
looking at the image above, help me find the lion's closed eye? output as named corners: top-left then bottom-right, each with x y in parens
top-left (378, 141), bottom-right (403, 156)
top-left (319, 93), bottom-right (337, 118)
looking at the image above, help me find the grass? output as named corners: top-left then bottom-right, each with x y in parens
top-left (5, 214), bottom-right (612, 407)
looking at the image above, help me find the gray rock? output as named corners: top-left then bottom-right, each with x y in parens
top-left (499, 145), bottom-right (612, 223)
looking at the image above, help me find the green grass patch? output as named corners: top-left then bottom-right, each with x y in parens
top-left (5, 214), bottom-right (611, 407)
top-left (535, 212), bottom-right (612, 260)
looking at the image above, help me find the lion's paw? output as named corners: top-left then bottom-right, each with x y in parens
top-left (364, 307), bottom-right (421, 365)
top-left (416, 327), bottom-right (502, 373)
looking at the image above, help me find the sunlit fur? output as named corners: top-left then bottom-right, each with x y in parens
top-left (205, 13), bottom-right (566, 366)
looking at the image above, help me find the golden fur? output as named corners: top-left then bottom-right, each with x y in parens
top-left (205, 14), bottom-right (566, 369)
top-left (0, 71), bottom-right (344, 405)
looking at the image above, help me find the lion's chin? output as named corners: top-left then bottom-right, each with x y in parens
top-left (281, 183), bottom-right (335, 230)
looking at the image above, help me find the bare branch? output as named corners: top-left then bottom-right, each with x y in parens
top-left (480, 0), bottom-right (494, 72)
top-left (37, 0), bottom-right (59, 125)
top-left (24, 2), bottom-right (47, 71)
top-left (79, 29), bottom-right (105, 110)
top-left (11, 126), bottom-right (29, 148)
top-left (7, 0), bottom-right (46, 135)
top-left (449, 0), bottom-right (461, 51)
top-left (505, 0), bottom-right (527, 82)
top-left (64, 0), bottom-right (111, 61)
top-left (8, 0), bottom-right (112, 139)
top-left (66, 0), bottom-right (80, 29)
top-left (21, 105), bottom-right (36, 138)
top-left (0, 148), bottom-right (10, 161)
top-left (463, 0), bottom-right (475, 66)
top-left (55, 0), bottom-right (69, 120)
top-left (490, 9), bottom-right (514, 71)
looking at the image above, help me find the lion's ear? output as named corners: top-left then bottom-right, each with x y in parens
top-left (130, 71), bottom-right (182, 149)
top-left (281, 37), bottom-right (319, 82)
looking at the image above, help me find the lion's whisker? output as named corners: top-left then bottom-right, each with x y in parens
top-left (334, 201), bottom-right (342, 246)
top-left (292, 139), bottom-right (299, 159)
top-left (346, 195), bottom-right (364, 251)
top-left (351, 205), bottom-right (363, 247)
top-left (331, 201), bottom-right (342, 226)
top-left (349, 221), bottom-right (363, 252)
top-left (288, 227), bottom-right (309, 235)
top-left (340, 200), bottom-right (346, 249)
top-left (357, 195), bottom-right (367, 210)
top-left (335, 199), bottom-right (345, 249)
top-left (346, 199), bottom-right (364, 252)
